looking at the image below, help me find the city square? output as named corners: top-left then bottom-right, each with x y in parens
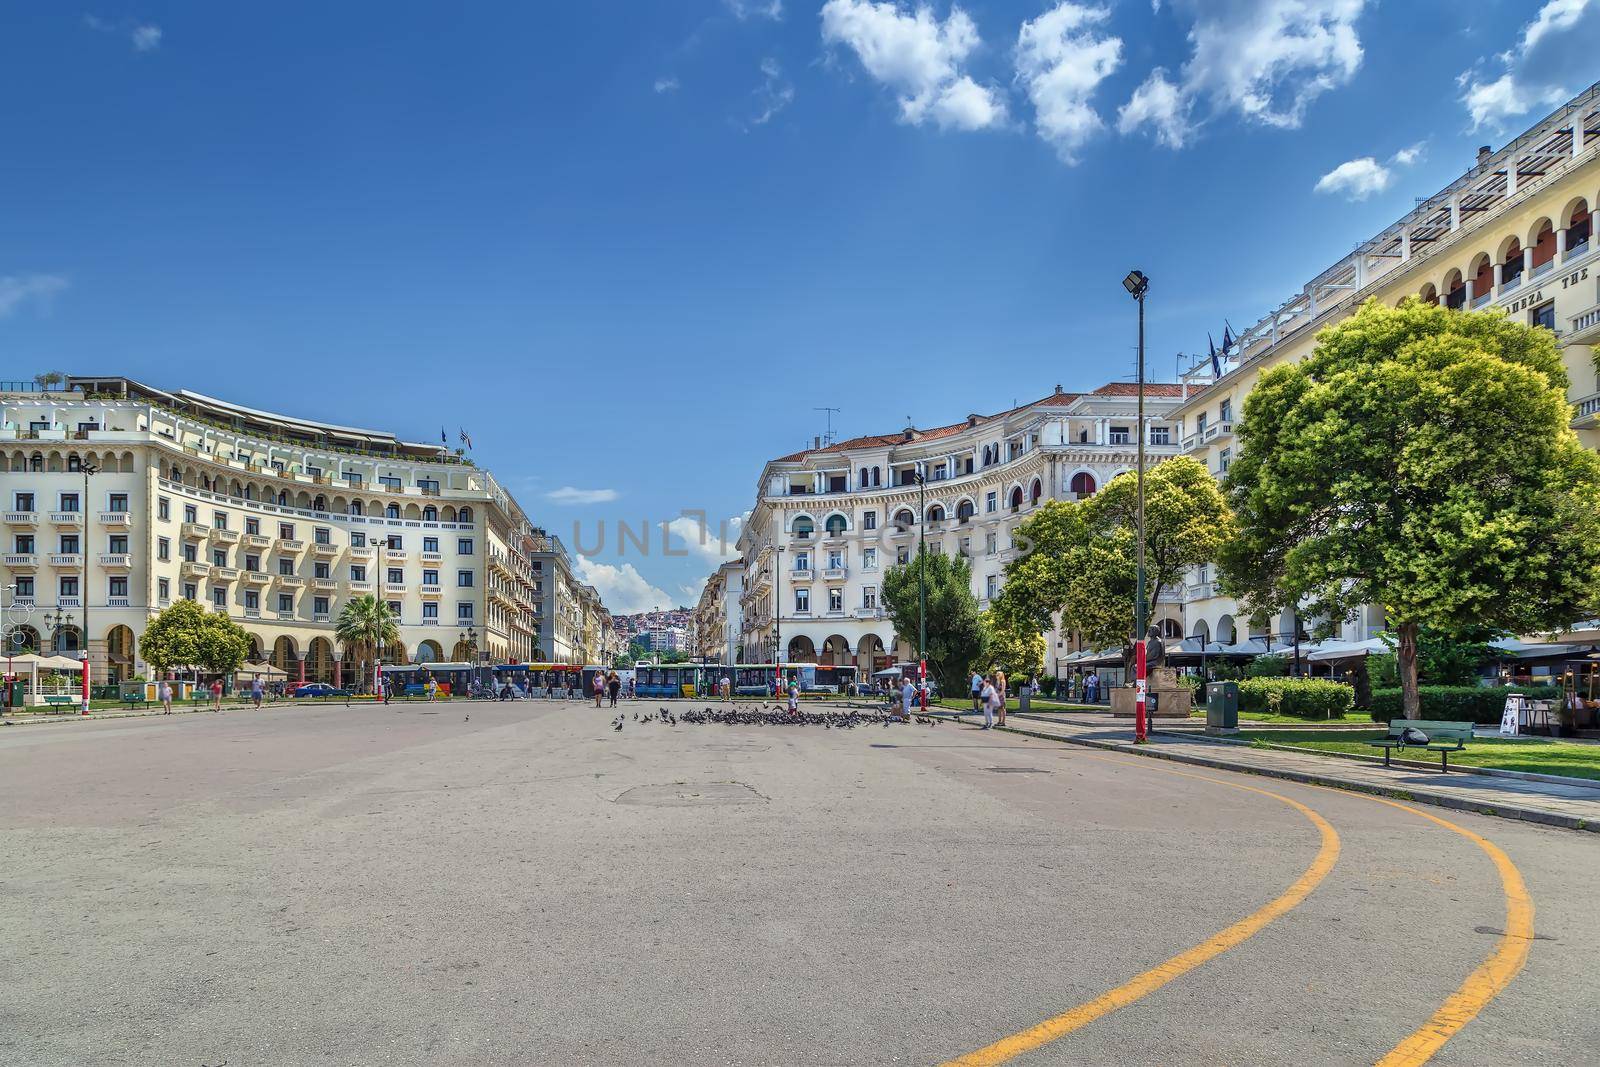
top-left (4, 699), bottom-right (1598, 1066)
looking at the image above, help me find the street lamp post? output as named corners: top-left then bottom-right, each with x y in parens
top-left (773, 545), bottom-right (783, 695)
top-left (1122, 269), bottom-right (1150, 743)
top-left (914, 469), bottom-right (928, 709)
top-left (80, 461), bottom-right (99, 714)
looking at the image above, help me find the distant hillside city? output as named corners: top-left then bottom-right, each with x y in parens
top-left (612, 608), bottom-right (694, 656)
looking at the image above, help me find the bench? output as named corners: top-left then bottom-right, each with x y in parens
top-left (43, 695), bottom-right (78, 710)
top-left (1365, 719), bottom-right (1474, 772)
top-left (122, 694), bottom-right (145, 709)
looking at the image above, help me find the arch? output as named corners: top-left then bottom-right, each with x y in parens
top-left (245, 635), bottom-right (264, 662)
top-left (1417, 282), bottom-right (1438, 306)
top-left (270, 635), bottom-right (299, 673)
top-left (955, 498), bottom-right (975, 523)
top-left (451, 639), bottom-right (474, 661)
top-left (1495, 233), bottom-right (1522, 264)
top-left (312, 494), bottom-right (327, 513)
top-left (381, 639), bottom-right (407, 665)
top-left (892, 507), bottom-right (915, 529)
top-left (925, 502), bottom-right (946, 523)
top-left (349, 499), bottom-right (364, 516)
top-left (441, 505), bottom-right (457, 522)
top-left (1158, 617), bottom-right (1182, 640)
top-left (820, 634), bottom-right (852, 666)
top-left (422, 505), bottom-right (438, 522)
top-left (1030, 477), bottom-right (1042, 505)
top-left (415, 639), bottom-right (443, 663)
top-left (105, 624), bottom-right (137, 675)
top-left (1215, 614), bottom-right (1237, 645)
top-left (1499, 235), bottom-right (1525, 287)
top-left (1560, 196), bottom-right (1590, 231)
top-left (367, 499), bottom-right (384, 518)
top-left (385, 503), bottom-right (401, 519)
top-left (308, 636), bottom-right (336, 684)
top-left (790, 514), bottom-right (815, 537)
top-left (7, 624), bottom-right (40, 654)
top-left (403, 503), bottom-right (421, 520)
top-left (1443, 267), bottom-right (1466, 309)
top-left (52, 624), bottom-right (81, 654)
top-left (457, 506), bottom-right (473, 523)
top-left (1190, 618), bottom-right (1211, 642)
top-left (1529, 217), bottom-right (1557, 272)
top-left (786, 635), bottom-right (817, 663)
top-left (67, 452), bottom-right (81, 472)
top-left (823, 511), bottom-right (848, 536)
top-left (29, 451), bottom-right (43, 472)
top-left (856, 633), bottom-right (886, 670)
top-left (1468, 251), bottom-right (1493, 299)
top-left (1070, 470), bottom-right (1098, 498)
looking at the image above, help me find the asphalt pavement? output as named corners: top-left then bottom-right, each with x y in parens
top-left (1, 698), bottom-right (1595, 1066)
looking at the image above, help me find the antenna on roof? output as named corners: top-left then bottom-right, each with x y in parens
top-left (813, 406), bottom-right (841, 447)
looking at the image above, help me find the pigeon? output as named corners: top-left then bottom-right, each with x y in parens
top-left (464, 715), bottom-right (470, 722)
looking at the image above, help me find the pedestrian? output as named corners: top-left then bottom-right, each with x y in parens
top-left (979, 675), bottom-right (1000, 729)
top-left (158, 678), bottom-right (172, 715)
top-left (787, 686), bottom-right (799, 717)
top-left (627, 675), bottom-right (636, 700)
top-left (209, 677), bottom-right (223, 713)
top-left (994, 669), bottom-right (1008, 726)
top-left (251, 675), bottom-right (264, 709)
top-left (1085, 670), bottom-right (1099, 705)
top-left (426, 677), bottom-right (437, 703)
top-left (899, 676), bottom-right (916, 722)
top-left (970, 669), bottom-right (983, 713)
top-left (382, 675), bottom-right (391, 705)
top-left (721, 674), bottom-right (732, 703)
top-left (593, 671), bottom-right (605, 708)
top-left (607, 671), bottom-right (620, 708)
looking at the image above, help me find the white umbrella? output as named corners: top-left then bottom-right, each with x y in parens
top-left (1306, 637), bottom-right (1391, 663)
top-left (36, 655), bottom-right (85, 671)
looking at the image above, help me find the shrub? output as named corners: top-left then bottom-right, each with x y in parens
top-left (1367, 685), bottom-right (1560, 724)
top-left (1245, 654), bottom-right (1288, 678)
top-left (1037, 675), bottom-right (1057, 697)
top-left (1237, 677), bottom-right (1354, 719)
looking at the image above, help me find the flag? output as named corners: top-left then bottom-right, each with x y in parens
top-left (1221, 322), bottom-right (1235, 354)
top-left (459, 428), bottom-right (473, 450)
top-left (440, 427), bottom-right (447, 444)
top-left (1208, 333), bottom-right (1221, 378)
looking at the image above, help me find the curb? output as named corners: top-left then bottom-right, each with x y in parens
top-left (938, 713), bottom-right (1596, 834)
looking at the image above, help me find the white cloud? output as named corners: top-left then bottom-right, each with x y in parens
top-left (749, 57), bottom-right (795, 126)
top-left (1314, 157), bottom-right (1390, 200)
top-left (84, 14), bottom-right (162, 52)
top-left (665, 513), bottom-right (744, 565)
top-left (130, 24), bottom-right (162, 51)
top-left (1459, 0), bottom-right (1597, 129)
top-left (726, 0), bottom-right (784, 19)
top-left (1117, 68), bottom-right (1190, 148)
top-left (1313, 142), bottom-right (1424, 201)
top-left (820, 0), bottom-right (1008, 131)
top-left (576, 557), bottom-right (675, 614)
top-left (1014, 3), bottom-right (1122, 162)
top-left (545, 486), bottom-right (619, 505)
top-left (0, 274), bottom-right (68, 318)
top-left (654, 76), bottom-right (680, 94)
top-left (1121, 0), bottom-right (1367, 146)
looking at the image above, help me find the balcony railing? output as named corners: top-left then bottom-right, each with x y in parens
top-left (182, 522), bottom-right (208, 539)
top-left (420, 583), bottom-right (442, 597)
top-left (107, 596), bottom-right (130, 608)
top-left (50, 511), bottom-right (82, 526)
top-left (420, 551), bottom-right (444, 564)
top-left (313, 611), bottom-right (331, 623)
top-left (48, 553), bottom-right (82, 567)
top-left (312, 541), bottom-right (339, 557)
top-left (2, 553), bottom-right (36, 567)
top-left (3, 511), bottom-right (36, 525)
top-left (823, 567), bottom-right (847, 580)
top-left (181, 560), bottom-right (211, 576)
top-left (312, 577), bottom-right (338, 591)
top-left (349, 579), bottom-right (373, 592)
top-left (244, 607), bottom-right (262, 619)
top-left (211, 527), bottom-right (240, 544)
top-left (99, 553), bottom-right (132, 568)
top-left (243, 570), bottom-right (270, 584)
top-left (277, 610), bottom-right (296, 621)
top-left (279, 538), bottom-right (305, 553)
top-left (98, 511), bottom-right (131, 527)
top-left (243, 533), bottom-right (272, 549)
top-left (57, 596), bottom-right (81, 608)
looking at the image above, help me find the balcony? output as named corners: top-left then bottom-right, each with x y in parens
top-left (210, 527), bottom-right (240, 545)
top-left (823, 566), bottom-right (848, 580)
top-left (384, 582), bottom-right (407, 594)
top-left (385, 548), bottom-right (408, 563)
top-left (243, 533), bottom-right (272, 549)
top-left (420, 551), bottom-right (444, 564)
top-left (50, 511), bottom-right (83, 527)
top-left (853, 607), bottom-right (883, 619)
top-left (277, 574), bottom-right (305, 588)
top-left (182, 522), bottom-right (208, 540)
top-left (244, 607), bottom-right (262, 619)
top-left (791, 567), bottom-right (814, 582)
top-left (181, 560), bottom-right (211, 577)
top-left (313, 611), bottom-right (331, 623)
top-left (49, 553), bottom-right (82, 568)
top-left (278, 538), bottom-right (305, 553)
top-left (213, 567), bottom-right (240, 582)
top-left (1569, 303), bottom-right (1600, 345)
top-left (108, 596), bottom-right (130, 608)
top-left (98, 553), bottom-right (132, 569)
top-left (348, 579), bottom-right (373, 593)
top-left (57, 596), bottom-right (81, 609)
top-left (242, 569), bottom-right (270, 585)
top-left (212, 604), bottom-right (230, 615)
top-left (420, 583), bottom-right (443, 598)
top-left (98, 511), bottom-right (131, 528)
top-left (3, 511), bottom-right (35, 525)
top-left (3, 549), bottom-right (36, 567)
top-left (312, 540), bottom-right (339, 558)
top-left (277, 610), bottom-right (296, 621)
top-left (312, 577), bottom-right (338, 592)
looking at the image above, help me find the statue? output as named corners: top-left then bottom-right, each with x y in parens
top-left (1120, 625), bottom-right (1168, 673)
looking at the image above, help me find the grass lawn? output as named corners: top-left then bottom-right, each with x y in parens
top-left (933, 697), bottom-right (1099, 713)
top-left (1190, 707), bottom-right (1375, 726)
top-left (1239, 729), bottom-right (1600, 781)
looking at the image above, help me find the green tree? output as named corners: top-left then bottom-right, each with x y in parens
top-left (1219, 299), bottom-right (1600, 718)
top-left (981, 606), bottom-right (1045, 681)
top-left (138, 599), bottom-right (250, 677)
top-left (335, 594), bottom-right (400, 692)
top-left (881, 547), bottom-right (987, 694)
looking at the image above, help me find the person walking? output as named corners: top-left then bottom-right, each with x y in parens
top-left (994, 669), bottom-right (1008, 726)
top-left (607, 671), bottom-right (620, 708)
top-left (1085, 669), bottom-right (1099, 705)
top-left (381, 674), bottom-right (391, 705)
top-left (209, 678), bottom-right (223, 713)
top-left (787, 686), bottom-right (799, 717)
top-left (978, 675), bottom-right (999, 729)
top-left (899, 676), bottom-right (916, 722)
top-left (721, 674), bottom-right (732, 703)
top-left (250, 675), bottom-right (264, 710)
top-left (970, 670), bottom-right (983, 714)
top-left (593, 671), bottom-right (605, 708)
top-left (426, 677), bottom-right (437, 703)
top-left (158, 679), bottom-right (173, 715)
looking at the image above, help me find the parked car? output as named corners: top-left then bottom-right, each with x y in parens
top-left (292, 683), bottom-right (349, 699)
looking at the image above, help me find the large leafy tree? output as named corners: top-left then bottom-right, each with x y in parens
top-left (981, 605), bottom-right (1045, 681)
top-left (335, 594), bottom-right (400, 692)
top-left (1219, 298), bottom-right (1600, 718)
top-left (882, 547), bottom-right (987, 694)
top-left (998, 457), bottom-right (1231, 650)
top-left (139, 599), bottom-right (250, 677)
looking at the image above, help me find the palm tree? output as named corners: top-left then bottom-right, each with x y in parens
top-left (334, 595), bottom-right (399, 694)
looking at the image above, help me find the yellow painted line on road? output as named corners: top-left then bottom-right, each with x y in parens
top-left (941, 753), bottom-right (1341, 1067)
top-left (1360, 795), bottom-right (1534, 1067)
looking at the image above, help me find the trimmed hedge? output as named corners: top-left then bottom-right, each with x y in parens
top-left (1237, 677), bottom-right (1354, 719)
top-left (1368, 685), bottom-right (1560, 725)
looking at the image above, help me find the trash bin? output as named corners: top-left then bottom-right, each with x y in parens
top-left (1205, 682), bottom-right (1239, 733)
top-left (1017, 685), bottom-right (1031, 714)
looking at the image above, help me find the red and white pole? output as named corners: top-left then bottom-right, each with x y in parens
top-left (1134, 639), bottom-right (1147, 743)
top-left (918, 657), bottom-right (928, 710)
top-left (81, 652), bottom-right (90, 715)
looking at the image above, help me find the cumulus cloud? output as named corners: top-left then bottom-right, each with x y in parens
top-left (820, 0), bottom-right (1008, 131)
top-left (749, 57), bottom-right (795, 126)
top-left (654, 76), bottom-right (680, 93)
top-left (0, 274), bottom-right (69, 318)
top-left (726, 0), bottom-right (784, 19)
top-left (1121, 0), bottom-right (1368, 146)
top-left (575, 557), bottom-right (675, 614)
top-left (1013, 3), bottom-right (1122, 162)
top-left (1459, 0), bottom-right (1597, 129)
top-left (665, 513), bottom-right (745, 565)
top-left (1312, 142), bottom-right (1423, 201)
top-left (545, 486), bottom-right (619, 505)
top-left (84, 14), bottom-right (162, 52)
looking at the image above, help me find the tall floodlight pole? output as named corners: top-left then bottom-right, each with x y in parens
top-left (1122, 270), bottom-right (1149, 743)
top-left (81, 461), bottom-right (99, 715)
top-left (774, 545), bottom-right (783, 696)
top-left (916, 468), bottom-right (927, 710)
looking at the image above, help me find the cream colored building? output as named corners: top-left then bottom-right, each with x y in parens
top-left (732, 383), bottom-right (1188, 672)
top-left (692, 560), bottom-right (744, 664)
top-left (1175, 84), bottom-right (1600, 649)
top-left (0, 376), bottom-right (608, 685)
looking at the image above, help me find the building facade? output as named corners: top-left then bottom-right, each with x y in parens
top-left (731, 383), bottom-right (1188, 672)
top-left (692, 560), bottom-right (744, 664)
top-left (1174, 83), bottom-right (1600, 651)
top-left (0, 376), bottom-right (610, 686)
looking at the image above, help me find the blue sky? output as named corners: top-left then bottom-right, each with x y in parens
top-left (2, 1), bottom-right (1591, 612)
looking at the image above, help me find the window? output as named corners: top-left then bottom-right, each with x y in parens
top-left (344, 472), bottom-right (363, 486)
top-left (423, 569), bottom-right (438, 585)
top-left (928, 542), bottom-right (944, 555)
top-left (1219, 447), bottom-right (1232, 474)
top-left (306, 466), bottom-right (322, 480)
top-left (314, 562), bottom-right (331, 579)
top-left (794, 551), bottom-right (810, 572)
top-left (352, 532), bottom-right (367, 548)
top-left (896, 547), bottom-right (909, 565)
top-left (1218, 399), bottom-right (1232, 423)
top-left (279, 523), bottom-right (295, 540)
top-left (278, 593), bottom-right (294, 612)
top-left (422, 602), bottom-right (439, 620)
top-left (457, 569), bottom-right (475, 587)
top-left (458, 538), bottom-right (473, 554)
top-left (245, 591), bottom-right (260, 610)
top-left (182, 583), bottom-right (196, 600)
top-left (418, 478), bottom-right (439, 494)
top-left (862, 547), bottom-right (877, 570)
top-left (157, 496), bottom-right (169, 521)
top-left (1150, 426), bottom-right (1171, 446)
top-left (1195, 412), bottom-right (1208, 434)
top-left (1109, 426), bottom-right (1131, 445)
top-left (108, 534), bottom-right (128, 554)
top-left (379, 475), bottom-right (402, 490)
top-left (15, 492), bottom-right (34, 512)
top-left (278, 558), bottom-right (294, 576)
top-left (108, 493), bottom-right (128, 512)
top-left (423, 536), bottom-right (438, 553)
top-left (59, 492), bottom-right (79, 512)
top-left (15, 534), bottom-right (33, 554)
top-left (246, 517), bottom-right (260, 535)
top-left (183, 543), bottom-right (197, 563)
top-left (212, 548), bottom-right (227, 566)
top-left (863, 511), bottom-right (877, 531)
top-left (351, 565), bottom-right (367, 582)
top-left (985, 491), bottom-right (997, 513)
top-left (315, 527), bottom-right (331, 545)
top-left (213, 511), bottom-right (228, 530)
top-left (827, 549), bottom-right (843, 569)
top-left (385, 504), bottom-right (401, 519)
top-left (157, 578), bottom-right (169, 601)
top-left (1532, 301), bottom-right (1556, 331)
top-left (108, 576), bottom-right (128, 597)
top-left (863, 586), bottom-right (877, 610)
top-left (458, 507), bottom-right (473, 523)
top-left (828, 588), bottom-right (843, 613)
top-left (457, 602), bottom-right (474, 621)
top-left (314, 596), bottom-right (329, 615)
top-left (183, 504), bottom-right (197, 523)
top-left (13, 575), bottom-right (30, 598)
top-left (387, 568), bottom-right (403, 584)
top-left (986, 575), bottom-right (998, 599)
top-left (245, 553), bottom-right (260, 572)
top-left (60, 534), bottom-right (79, 554)
top-left (387, 535), bottom-right (402, 550)
top-left (214, 588), bottom-right (227, 608)
top-left (985, 531), bottom-right (997, 555)
top-left (794, 588), bottom-right (810, 613)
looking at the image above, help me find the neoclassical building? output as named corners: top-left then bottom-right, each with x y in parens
top-left (1175, 82), bottom-right (1600, 652)
top-left (733, 383), bottom-right (1188, 672)
top-left (0, 376), bottom-right (610, 687)
top-left (692, 560), bottom-right (744, 664)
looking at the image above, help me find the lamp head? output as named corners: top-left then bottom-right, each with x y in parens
top-left (1122, 270), bottom-right (1149, 298)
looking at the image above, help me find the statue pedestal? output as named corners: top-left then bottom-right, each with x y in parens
top-left (1109, 667), bottom-right (1192, 719)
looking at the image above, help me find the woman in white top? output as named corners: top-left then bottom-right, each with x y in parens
top-left (158, 679), bottom-right (173, 715)
top-left (979, 676), bottom-right (1000, 730)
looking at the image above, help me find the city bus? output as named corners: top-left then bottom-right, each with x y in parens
top-left (381, 661), bottom-right (475, 696)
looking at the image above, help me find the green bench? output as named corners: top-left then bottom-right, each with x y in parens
top-left (42, 695), bottom-right (78, 710)
top-left (1365, 719), bottom-right (1474, 772)
top-left (122, 694), bottom-right (146, 709)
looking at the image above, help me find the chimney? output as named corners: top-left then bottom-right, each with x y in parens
top-left (813, 436), bottom-right (821, 450)
top-left (1477, 145), bottom-right (1493, 169)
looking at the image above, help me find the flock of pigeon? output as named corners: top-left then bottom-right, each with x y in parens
top-left (610, 703), bottom-right (943, 732)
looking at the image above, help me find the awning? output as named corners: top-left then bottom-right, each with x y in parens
top-left (1306, 637), bottom-right (1390, 662)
